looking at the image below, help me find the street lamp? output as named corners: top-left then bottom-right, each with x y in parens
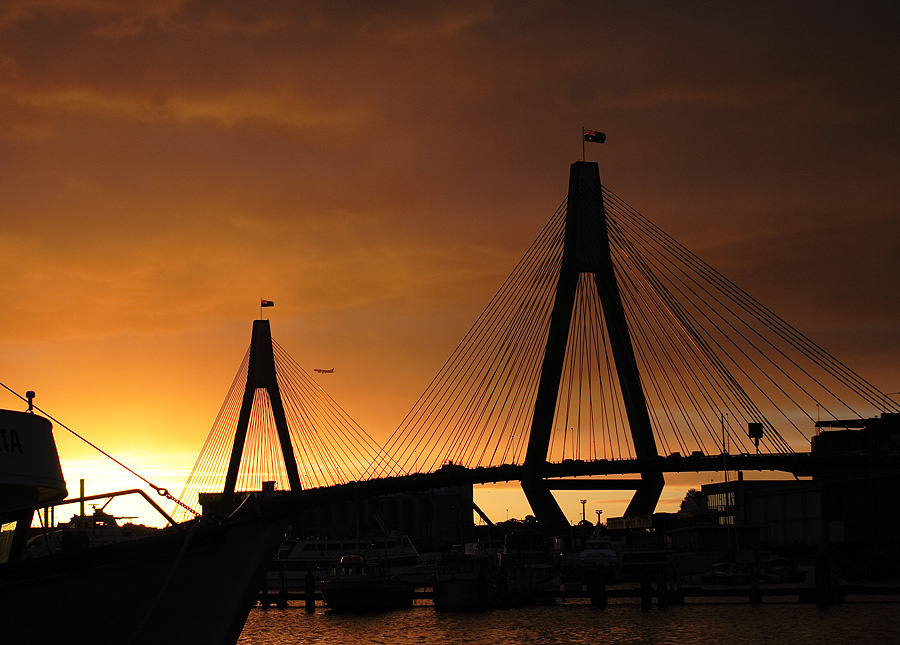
top-left (580, 499), bottom-right (587, 523)
top-left (883, 392), bottom-right (899, 414)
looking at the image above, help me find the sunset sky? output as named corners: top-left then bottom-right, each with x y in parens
top-left (2, 1), bottom-right (898, 527)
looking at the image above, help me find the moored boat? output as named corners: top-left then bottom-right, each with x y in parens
top-left (1, 405), bottom-right (287, 643)
top-left (319, 554), bottom-right (414, 611)
top-left (25, 505), bottom-right (144, 556)
top-left (433, 552), bottom-right (491, 610)
top-left (268, 530), bottom-right (424, 587)
top-left (578, 536), bottom-right (620, 569)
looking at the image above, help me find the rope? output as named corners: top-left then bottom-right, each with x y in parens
top-left (0, 381), bottom-right (200, 518)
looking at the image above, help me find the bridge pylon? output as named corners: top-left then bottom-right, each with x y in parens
top-left (221, 319), bottom-right (303, 502)
top-left (522, 161), bottom-right (664, 532)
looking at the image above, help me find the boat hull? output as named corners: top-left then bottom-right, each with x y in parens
top-left (320, 579), bottom-right (414, 612)
top-left (268, 532), bottom-right (422, 588)
top-left (434, 575), bottom-right (489, 610)
top-left (433, 554), bottom-right (491, 610)
top-left (1, 515), bottom-right (287, 644)
top-left (0, 409), bottom-right (67, 511)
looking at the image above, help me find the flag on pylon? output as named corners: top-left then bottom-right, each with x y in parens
top-left (583, 129), bottom-right (606, 143)
top-left (260, 299), bottom-right (274, 307)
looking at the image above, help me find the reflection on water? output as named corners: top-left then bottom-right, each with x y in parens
top-left (239, 600), bottom-right (900, 644)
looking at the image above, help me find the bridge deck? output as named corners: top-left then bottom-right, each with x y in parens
top-left (254, 451), bottom-right (893, 516)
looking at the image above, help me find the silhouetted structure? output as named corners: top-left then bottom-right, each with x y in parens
top-left (638, 414), bottom-right (900, 579)
top-left (523, 161), bottom-right (663, 532)
top-left (181, 158), bottom-right (899, 552)
top-left (222, 319), bottom-right (302, 499)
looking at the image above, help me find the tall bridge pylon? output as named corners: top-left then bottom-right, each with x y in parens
top-left (221, 319), bottom-right (302, 500)
top-left (522, 162), bottom-right (663, 532)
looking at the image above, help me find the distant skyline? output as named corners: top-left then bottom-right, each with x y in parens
top-left (2, 1), bottom-right (898, 525)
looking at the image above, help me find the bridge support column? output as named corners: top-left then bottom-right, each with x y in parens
top-left (625, 472), bottom-right (665, 517)
top-left (522, 161), bottom-right (664, 528)
top-left (221, 319), bottom-right (303, 507)
top-left (521, 479), bottom-right (570, 535)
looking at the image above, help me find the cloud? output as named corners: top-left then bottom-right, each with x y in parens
top-left (0, 2), bottom-right (897, 528)
top-left (6, 85), bottom-right (371, 133)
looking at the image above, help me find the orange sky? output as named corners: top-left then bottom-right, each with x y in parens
top-left (2, 2), bottom-right (898, 527)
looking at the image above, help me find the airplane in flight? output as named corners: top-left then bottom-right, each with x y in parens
top-left (314, 367), bottom-right (335, 374)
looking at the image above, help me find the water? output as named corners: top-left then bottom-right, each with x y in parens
top-left (239, 600), bottom-right (900, 644)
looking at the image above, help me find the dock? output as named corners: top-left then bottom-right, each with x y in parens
top-left (258, 581), bottom-right (900, 610)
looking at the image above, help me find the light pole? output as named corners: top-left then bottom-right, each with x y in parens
top-left (580, 499), bottom-right (587, 523)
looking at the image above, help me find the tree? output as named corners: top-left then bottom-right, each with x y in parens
top-left (679, 488), bottom-right (706, 513)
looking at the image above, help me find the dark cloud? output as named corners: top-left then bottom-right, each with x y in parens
top-left (0, 1), bottom-right (897, 520)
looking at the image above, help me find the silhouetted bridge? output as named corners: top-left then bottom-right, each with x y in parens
top-left (176, 160), bottom-right (899, 531)
top-left (249, 449), bottom-right (894, 518)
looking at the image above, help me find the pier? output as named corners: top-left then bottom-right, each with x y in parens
top-left (258, 582), bottom-right (900, 610)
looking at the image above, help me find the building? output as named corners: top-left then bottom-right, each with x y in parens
top-left (606, 414), bottom-right (900, 579)
top-left (200, 480), bottom-right (475, 554)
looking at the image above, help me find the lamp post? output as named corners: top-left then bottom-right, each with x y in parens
top-left (884, 392), bottom-right (900, 414)
top-left (580, 499), bottom-right (587, 523)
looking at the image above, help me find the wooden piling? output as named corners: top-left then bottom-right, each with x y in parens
top-left (588, 570), bottom-right (608, 607)
top-left (656, 569), bottom-right (669, 607)
top-left (259, 577), bottom-right (271, 608)
top-left (749, 575), bottom-right (762, 605)
top-left (640, 572), bottom-right (652, 610)
top-left (276, 566), bottom-right (287, 608)
top-left (304, 571), bottom-right (316, 613)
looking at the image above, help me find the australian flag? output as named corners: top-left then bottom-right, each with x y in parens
top-left (583, 129), bottom-right (606, 143)
top-left (260, 299), bottom-right (274, 307)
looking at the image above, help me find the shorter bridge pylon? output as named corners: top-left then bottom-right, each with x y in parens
top-left (221, 319), bottom-right (302, 502)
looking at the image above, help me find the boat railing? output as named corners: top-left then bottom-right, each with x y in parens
top-left (27, 488), bottom-right (179, 529)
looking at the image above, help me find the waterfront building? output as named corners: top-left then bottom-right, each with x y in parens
top-left (607, 414), bottom-right (900, 579)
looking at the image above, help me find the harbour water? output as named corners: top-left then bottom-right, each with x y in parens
top-left (239, 600), bottom-right (900, 644)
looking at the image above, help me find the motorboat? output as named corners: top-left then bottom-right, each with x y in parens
top-left (1, 406), bottom-right (287, 643)
top-left (25, 505), bottom-right (144, 557)
top-left (700, 561), bottom-right (745, 585)
top-left (269, 530), bottom-right (424, 587)
top-left (496, 530), bottom-right (563, 604)
top-left (318, 554), bottom-right (414, 611)
top-left (1, 407), bottom-right (68, 564)
top-left (433, 552), bottom-right (491, 610)
top-left (578, 536), bottom-right (620, 568)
